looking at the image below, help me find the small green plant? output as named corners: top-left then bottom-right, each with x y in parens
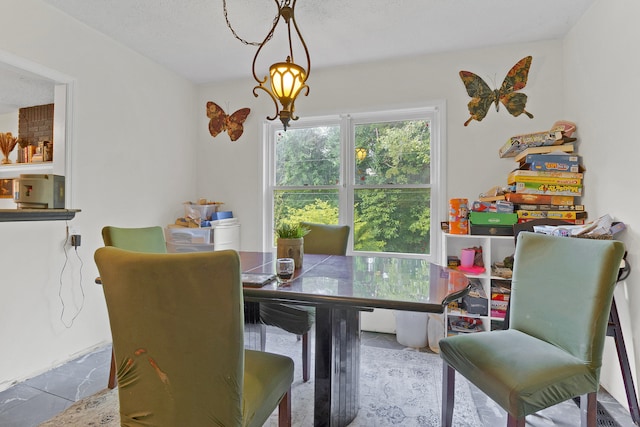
top-left (275, 222), bottom-right (310, 239)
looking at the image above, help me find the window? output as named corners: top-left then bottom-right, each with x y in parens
top-left (263, 104), bottom-right (445, 261)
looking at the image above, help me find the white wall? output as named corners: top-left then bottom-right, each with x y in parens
top-left (197, 41), bottom-right (565, 250)
top-left (0, 0), bottom-right (198, 390)
top-left (563, 0), bottom-right (640, 408)
top-left (0, 111), bottom-right (18, 134)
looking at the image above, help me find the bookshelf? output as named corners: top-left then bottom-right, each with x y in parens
top-left (441, 233), bottom-right (515, 335)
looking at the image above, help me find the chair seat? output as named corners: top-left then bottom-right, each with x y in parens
top-left (243, 349), bottom-right (294, 427)
top-left (260, 303), bottom-right (315, 336)
top-left (440, 329), bottom-right (598, 418)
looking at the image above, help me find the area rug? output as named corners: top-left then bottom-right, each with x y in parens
top-left (39, 333), bottom-right (481, 426)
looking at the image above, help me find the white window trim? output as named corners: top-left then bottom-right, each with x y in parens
top-left (261, 101), bottom-right (447, 263)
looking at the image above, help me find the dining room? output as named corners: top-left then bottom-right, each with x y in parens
top-left (0, 0), bottom-right (639, 426)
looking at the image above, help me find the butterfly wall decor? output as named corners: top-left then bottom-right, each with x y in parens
top-left (459, 56), bottom-right (534, 126)
top-left (206, 101), bottom-right (251, 141)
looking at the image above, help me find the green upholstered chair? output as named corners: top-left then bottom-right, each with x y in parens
top-left (300, 221), bottom-right (350, 256)
top-left (260, 222), bottom-right (350, 382)
top-left (439, 232), bottom-right (625, 427)
top-left (101, 226), bottom-right (167, 389)
top-left (102, 225), bottom-right (167, 254)
top-left (95, 247), bottom-right (294, 427)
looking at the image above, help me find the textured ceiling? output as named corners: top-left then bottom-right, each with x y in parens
top-left (2, 0), bottom-right (596, 114)
top-left (0, 62), bottom-right (56, 114)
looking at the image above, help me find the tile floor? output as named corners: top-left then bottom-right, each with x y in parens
top-left (0, 329), bottom-right (637, 426)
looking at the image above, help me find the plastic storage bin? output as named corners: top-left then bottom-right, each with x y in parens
top-left (164, 220), bottom-right (240, 253)
top-left (395, 311), bottom-right (429, 348)
top-left (183, 203), bottom-right (219, 221)
top-left (165, 227), bottom-right (212, 244)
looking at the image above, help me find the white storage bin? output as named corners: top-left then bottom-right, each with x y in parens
top-left (164, 220), bottom-right (240, 252)
top-left (395, 311), bottom-right (429, 348)
top-left (165, 227), bottom-right (212, 244)
top-left (213, 224), bottom-right (240, 251)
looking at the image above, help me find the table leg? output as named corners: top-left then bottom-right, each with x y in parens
top-left (314, 306), bottom-right (361, 427)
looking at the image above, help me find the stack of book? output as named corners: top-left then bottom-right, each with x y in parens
top-left (490, 279), bottom-right (511, 320)
top-left (505, 144), bottom-right (586, 224)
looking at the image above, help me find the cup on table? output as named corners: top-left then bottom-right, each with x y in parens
top-left (460, 248), bottom-right (475, 268)
top-left (276, 258), bottom-right (295, 284)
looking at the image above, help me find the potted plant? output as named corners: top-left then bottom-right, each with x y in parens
top-left (275, 223), bottom-right (309, 270)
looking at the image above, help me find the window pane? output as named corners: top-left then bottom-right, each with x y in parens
top-left (276, 125), bottom-right (341, 186)
top-left (273, 189), bottom-right (340, 236)
top-left (354, 120), bottom-right (430, 185)
top-left (353, 188), bottom-right (431, 254)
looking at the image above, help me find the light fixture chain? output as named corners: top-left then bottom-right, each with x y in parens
top-left (222, 0), bottom-right (282, 46)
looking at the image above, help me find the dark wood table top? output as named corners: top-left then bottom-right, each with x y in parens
top-left (239, 251), bottom-right (469, 313)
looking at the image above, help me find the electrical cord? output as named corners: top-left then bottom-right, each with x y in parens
top-left (59, 225), bottom-right (85, 328)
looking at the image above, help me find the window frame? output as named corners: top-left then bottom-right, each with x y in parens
top-left (262, 102), bottom-right (447, 263)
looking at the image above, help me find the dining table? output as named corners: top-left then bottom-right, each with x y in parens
top-left (239, 251), bottom-right (470, 427)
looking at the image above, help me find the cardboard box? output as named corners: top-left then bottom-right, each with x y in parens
top-left (514, 181), bottom-right (582, 196)
top-left (498, 121), bottom-right (576, 158)
top-left (471, 200), bottom-right (514, 213)
top-left (513, 145), bottom-right (575, 163)
top-left (490, 299), bottom-right (509, 311)
top-left (513, 144), bottom-right (575, 163)
top-left (499, 130), bottom-right (562, 158)
top-left (471, 201), bottom-right (493, 212)
top-left (517, 218), bottom-right (585, 225)
top-left (514, 204), bottom-right (584, 211)
top-left (516, 210), bottom-right (588, 220)
top-left (507, 170), bottom-right (583, 185)
top-left (461, 279), bottom-right (488, 316)
top-left (522, 153), bottom-right (581, 172)
top-left (470, 225), bottom-right (514, 236)
top-left (469, 212), bottom-right (518, 226)
top-left (505, 193), bottom-right (575, 206)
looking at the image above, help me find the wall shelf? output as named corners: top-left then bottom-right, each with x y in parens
top-left (0, 162), bottom-right (54, 179)
top-left (0, 209), bottom-right (80, 222)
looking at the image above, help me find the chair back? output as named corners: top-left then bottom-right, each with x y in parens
top-left (301, 222), bottom-right (350, 255)
top-left (510, 233), bottom-right (624, 373)
top-left (512, 218), bottom-right (571, 245)
top-left (95, 247), bottom-right (245, 426)
top-left (102, 225), bottom-right (167, 253)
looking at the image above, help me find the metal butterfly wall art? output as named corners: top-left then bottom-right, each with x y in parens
top-left (206, 101), bottom-right (251, 141)
top-left (459, 56), bottom-right (534, 126)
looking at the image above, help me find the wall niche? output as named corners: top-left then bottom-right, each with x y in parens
top-left (17, 103), bottom-right (54, 163)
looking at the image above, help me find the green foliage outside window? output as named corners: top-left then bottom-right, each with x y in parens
top-left (273, 119), bottom-right (431, 255)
